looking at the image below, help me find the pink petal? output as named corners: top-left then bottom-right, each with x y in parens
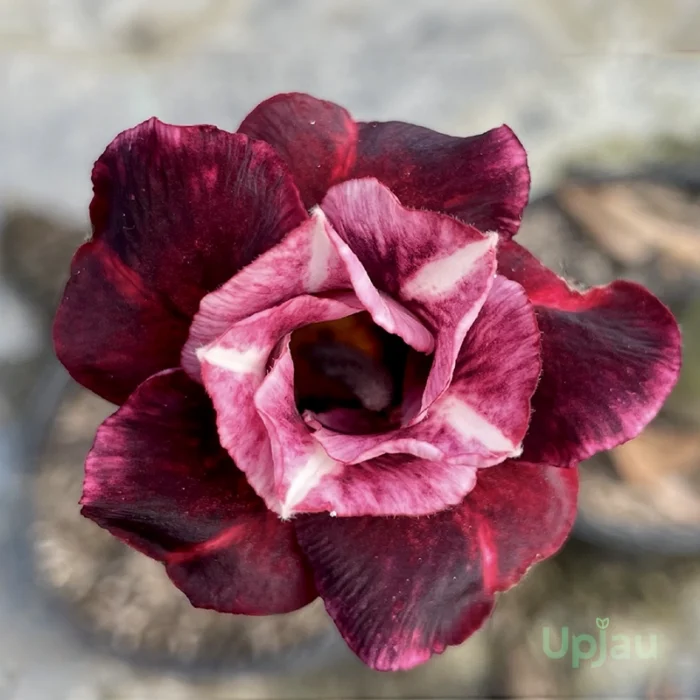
top-left (295, 460), bottom-right (578, 671)
top-left (312, 276), bottom-right (540, 471)
top-left (305, 454), bottom-right (477, 518)
top-left (182, 211), bottom-right (348, 379)
top-left (198, 294), bottom-right (361, 512)
top-left (183, 208), bottom-right (434, 380)
top-left (255, 346), bottom-right (342, 518)
top-left (238, 92), bottom-right (358, 208)
top-left (322, 178), bottom-right (498, 414)
top-left (81, 369), bottom-right (316, 614)
top-left (448, 275), bottom-right (542, 454)
top-left (53, 118), bottom-right (307, 404)
top-left (322, 222), bottom-right (435, 355)
top-left (354, 121), bottom-right (530, 238)
top-left (498, 240), bottom-right (682, 465)
top-left (254, 346), bottom-right (477, 518)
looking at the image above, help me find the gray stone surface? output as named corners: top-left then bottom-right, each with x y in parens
top-left (1, 0), bottom-right (700, 697)
top-left (2, 0), bottom-right (699, 222)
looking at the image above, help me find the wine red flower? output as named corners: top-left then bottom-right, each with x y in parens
top-left (54, 93), bottom-right (681, 671)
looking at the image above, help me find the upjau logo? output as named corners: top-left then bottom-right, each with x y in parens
top-left (542, 617), bottom-right (660, 668)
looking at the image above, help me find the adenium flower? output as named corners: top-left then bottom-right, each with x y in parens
top-left (53, 93), bottom-right (681, 671)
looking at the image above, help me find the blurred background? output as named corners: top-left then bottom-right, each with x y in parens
top-left (1, 0), bottom-right (700, 698)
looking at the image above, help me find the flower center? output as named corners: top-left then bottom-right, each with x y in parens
top-left (290, 312), bottom-right (429, 434)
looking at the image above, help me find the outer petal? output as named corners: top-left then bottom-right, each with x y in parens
top-left (254, 346), bottom-right (477, 518)
top-left (238, 92), bottom-right (358, 209)
top-left (353, 121), bottom-right (530, 239)
top-left (80, 369), bottom-right (316, 615)
top-left (322, 178), bottom-right (498, 414)
top-left (198, 293), bottom-right (361, 512)
top-left (498, 241), bottom-right (682, 465)
top-left (312, 276), bottom-right (541, 468)
top-left (238, 93), bottom-right (530, 238)
top-left (54, 118), bottom-right (307, 404)
top-left (295, 460), bottom-right (578, 671)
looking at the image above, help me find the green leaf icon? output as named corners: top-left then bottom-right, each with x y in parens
top-left (596, 618), bottom-right (610, 629)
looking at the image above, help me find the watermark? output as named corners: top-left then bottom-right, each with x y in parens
top-left (542, 618), bottom-right (660, 668)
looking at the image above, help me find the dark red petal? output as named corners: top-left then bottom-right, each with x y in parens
top-left (54, 118), bottom-right (307, 404)
top-left (295, 460), bottom-right (578, 671)
top-left (238, 92), bottom-right (358, 209)
top-left (237, 93), bottom-right (530, 239)
top-left (353, 121), bottom-right (530, 239)
top-left (81, 369), bottom-right (316, 614)
top-left (54, 242), bottom-right (190, 405)
top-left (499, 241), bottom-right (682, 465)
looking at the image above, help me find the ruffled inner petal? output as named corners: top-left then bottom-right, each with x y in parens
top-left (198, 294), bottom-right (362, 511)
top-left (310, 275), bottom-right (540, 472)
top-left (321, 220), bottom-right (435, 355)
top-left (255, 346), bottom-right (342, 518)
top-left (255, 345), bottom-right (478, 518)
top-left (182, 211), bottom-right (348, 379)
top-left (183, 208), bottom-right (434, 380)
top-left (322, 178), bottom-right (498, 416)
